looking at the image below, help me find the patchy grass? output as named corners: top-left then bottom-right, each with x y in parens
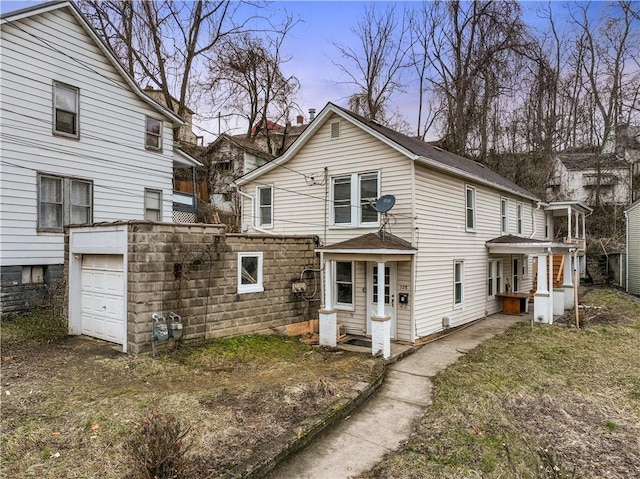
top-left (362, 287), bottom-right (640, 479)
top-left (0, 314), bottom-right (382, 478)
top-left (1, 308), bottom-right (68, 347)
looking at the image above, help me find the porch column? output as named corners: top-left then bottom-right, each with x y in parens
top-left (371, 260), bottom-right (391, 359)
top-left (581, 213), bottom-right (586, 241)
top-left (563, 252), bottom-right (575, 310)
top-left (548, 249), bottom-right (555, 323)
top-left (567, 207), bottom-right (572, 242)
top-left (574, 211), bottom-right (579, 239)
top-left (533, 252), bottom-right (551, 324)
top-left (319, 260), bottom-right (337, 347)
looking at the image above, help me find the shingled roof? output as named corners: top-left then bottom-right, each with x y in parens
top-left (321, 231), bottom-right (416, 251)
top-left (556, 153), bottom-right (629, 171)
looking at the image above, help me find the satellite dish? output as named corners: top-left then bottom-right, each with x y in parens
top-left (375, 195), bottom-right (396, 213)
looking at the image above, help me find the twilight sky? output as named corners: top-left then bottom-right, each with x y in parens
top-left (1, 1), bottom-right (606, 142)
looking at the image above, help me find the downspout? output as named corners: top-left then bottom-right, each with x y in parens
top-left (529, 201), bottom-right (542, 239)
top-left (235, 187), bottom-right (277, 236)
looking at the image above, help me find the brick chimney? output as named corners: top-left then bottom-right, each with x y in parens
top-left (296, 115), bottom-right (304, 125)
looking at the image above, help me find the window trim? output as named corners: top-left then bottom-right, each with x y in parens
top-left (52, 81), bottom-right (79, 139)
top-left (487, 260), bottom-right (494, 298)
top-left (37, 173), bottom-right (93, 232)
top-left (144, 188), bottom-right (163, 221)
top-left (145, 116), bottom-right (163, 151)
top-left (334, 260), bottom-right (355, 311)
top-left (500, 197), bottom-right (508, 234)
top-left (256, 185), bottom-right (273, 228)
top-left (465, 185), bottom-right (476, 232)
top-left (237, 252), bottom-right (264, 294)
top-left (495, 260), bottom-right (502, 295)
top-left (516, 202), bottom-right (523, 235)
top-left (453, 260), bottom-right (464, 308)
top-left (330, 172), bottom-right (380, 228)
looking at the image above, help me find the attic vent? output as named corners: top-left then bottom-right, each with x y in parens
top-left (330, 121), bottom-right (341, 139)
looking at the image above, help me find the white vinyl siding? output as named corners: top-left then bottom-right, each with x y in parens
top-left (256, 185), bottom-right (273, 227)
top-left (626, 203), bottom-right (640, 295)
top-left (0, 7), bottom-right (176, 267)
top-left (239, 113), bottom-right (413, 245)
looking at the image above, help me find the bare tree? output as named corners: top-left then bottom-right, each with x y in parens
top-left (333, 4), bottom-right (410, 124)
top-left (207, 23), bottom-right (300, 153)
top-left (81, 1), bottom-right (270, 139)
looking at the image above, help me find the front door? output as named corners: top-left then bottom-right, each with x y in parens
top-left (366, 262), bottom-right (396, 338)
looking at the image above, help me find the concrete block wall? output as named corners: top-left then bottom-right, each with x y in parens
top-left (126, 223), bottom-right (319, 353)
top-left (1, 264), bottom-right (63, 316)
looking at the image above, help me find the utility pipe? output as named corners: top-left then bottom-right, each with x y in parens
top-left (235, 187), bottom-right (277, 235)
top-left (529, 201), bottom-right (542, 239)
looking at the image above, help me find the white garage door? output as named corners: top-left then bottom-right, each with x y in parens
top-left (81, 255), bottom-right (125, 345)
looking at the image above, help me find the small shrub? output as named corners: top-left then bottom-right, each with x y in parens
top-left (126, 412), bottom-right (192, 479)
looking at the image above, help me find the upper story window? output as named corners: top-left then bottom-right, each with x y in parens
top-left (53, 82), bottom-right (79, 138)
top-left (257, 185), bottom-right (273, 227)
top-left (516, 202), bottom-right (523, 235)
top-left (331, 172), bottom-right (379, 227)
top-left (500, 197), bottom-right (508, 234)
top-left (145, 117), bottom-right (162, 151)
top-left (38, 173), bottom-right (92, 232)
top-left (465, 185), bottom-right (476, 231)
top-left (237, 252), bottom-right (264, 294)
top-left (144, 188), bottom-right (162, 221)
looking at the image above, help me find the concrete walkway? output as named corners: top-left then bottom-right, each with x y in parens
top-left (266, 313), bottom-right (527, 479)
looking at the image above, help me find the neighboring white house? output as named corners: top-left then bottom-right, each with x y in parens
top-left (625, 199), bottom-right (640, 295)
top-left (546, 153), bottom-right (633, 206)
top-left (0, 1), bottom-right (201, 315)
top-left (235, 103), bottom-right (591, 357)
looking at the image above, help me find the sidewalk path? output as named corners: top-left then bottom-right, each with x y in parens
top-left (266, 313), bottom-right (525, 479)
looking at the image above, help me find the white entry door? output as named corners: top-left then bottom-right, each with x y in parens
top-left (81, 255), bottom-right (126, 345)
top-left (366, 262), bottom-right (397, 338)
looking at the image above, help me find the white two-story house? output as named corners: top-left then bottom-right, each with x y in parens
top-left (0, 1), bottom-right (201, 315)
top-left (235, 103), bottom-right (590, 357)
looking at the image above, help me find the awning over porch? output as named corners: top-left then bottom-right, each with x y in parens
top-left (486, 234), bottom-right (578, 255)
top-left (316, 231), bottom-right (417, 260)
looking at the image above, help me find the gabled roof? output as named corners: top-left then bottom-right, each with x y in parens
top-left (321, 231), bottom-right (416, 251)
top-left (556, 153), bottom-right (629, 171)
top-left (236, 103), bottom-right (539, 201)
top-left (174, 148), bottom-right (203, 168)
top-left (625, 198), bottom-right (640, 214)
top-left (1, 0), bottom-right (184, 126)
top-left (204, 133), bottom-right (275, 161)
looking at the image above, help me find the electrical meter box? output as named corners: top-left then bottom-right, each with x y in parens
top-left (398, 293), bottom-right (409, 305)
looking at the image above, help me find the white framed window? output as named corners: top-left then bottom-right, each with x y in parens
top-left (38, 173), bottom-right (92, 232)
top-left (487, 260), bottom-right (494, 297)
top-left (237, 252), bottom-right (264, 294)
top-left (501, 197), bottom-right (508, 234)
top-left (144, 188), bottom-right (162, 221)
top-left (334, 261), bottom-right (354, 310)
top-left (516, 202), bottom-right (523, 235)
top-left (465, 185), bottom-right (476, 231)
top-left (256, 185), bottom-right (273, 227)
top-left (488, 260), bottom-right (504, 297)
top-left (331, 172), bottom-right (380, 227)
top-left (454, 260), bottom-right (464, 308)
top-left (53, 81), bottom-right (79, 138)
top-left (522, 255), bottom-right (529, 279)
top-left (145, 116), bottom-right (162, 151)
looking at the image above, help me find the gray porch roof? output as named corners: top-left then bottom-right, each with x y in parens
top-left (486, 235), bottom-right (577, 254)
top-left (317, 231), bottom-right (416, 258)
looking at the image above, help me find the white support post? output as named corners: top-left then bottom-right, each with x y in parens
top-left (319, 260), bottom-right (337, 347)
top-left (574, 211), bottom-right (579, 239)
top-left (582, 213), bottom-right (586, 241)
top-left (548, 250), bottom-right (555, 323)
top-left (563, 252), bottom-right (575, 310)
top-left (567, 207), bottom-right (572, 242)
top-left (534, 253), bottom-right (551, 324)
top-left (371, 261), bottom-right (391, 358)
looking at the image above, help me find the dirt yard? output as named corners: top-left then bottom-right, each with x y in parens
top-left (0, 320), bottom-right (383, 478)
top-left (361, 287), bottom-right (640, 479)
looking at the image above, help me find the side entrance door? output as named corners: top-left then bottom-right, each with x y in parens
top-left (366, 262), bottom-right (396, 338)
